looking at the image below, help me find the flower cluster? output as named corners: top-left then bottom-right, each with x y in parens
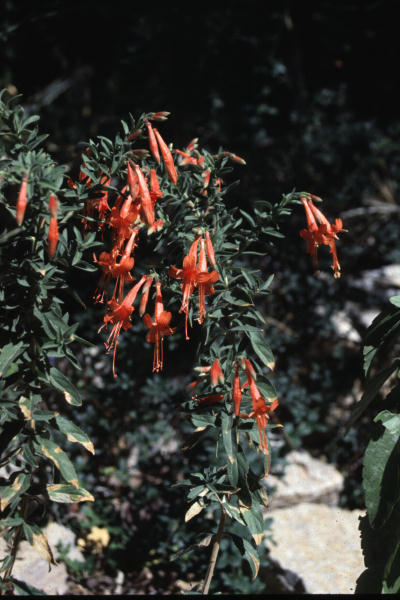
top-left (299, 195), bottom-right (345, 278)
top-left (192, 358), bottom-right (278, 477)
top-left (78, 116), bottom-right (221, 377)
top-left (169, 234), bottom-right (219, 339)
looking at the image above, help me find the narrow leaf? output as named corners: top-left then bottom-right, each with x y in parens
top-left (0, 342), bottom-right (24, 378)
top-left (248, 332), bottom-right (275, 370)
top-left (49, 367), bottom-right (81, 406)
top-left (55, 415), bottom-right (94, 454)
top-left (46, 483), bottom-right (94, 503)
top-left (185, 500), bottom-right (205, 522)
top-left (34, 437), bottom-right (79, 487)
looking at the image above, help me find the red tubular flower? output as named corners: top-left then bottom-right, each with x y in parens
top-left (108, 181), bottom-right (140, 251)
top-left (205, 231), bottom-right (216, 268)
top-left (169, 236), bottom-right (200, 339)
top-left (300, 197), bottom-right (345, 278)
top-left (153, 128), bottom-right (178, 185)
top-left (47, 194), bottom-right (59, 258)
top-left (100, 275), bottom-right (147, 377)
top-left (196, 238), bottom-right (219, 324)
top-left (93, 250), bottom-right (116, 303)
top-left (149, 111), bottom-right (170, 122)
top-left (127, 162), bottom-right (138, 199)
top-left (232, 363), bottom-right (242, 416)
top-left (195, 394), bottom-right (224, 406)
top-left (186, 138), bottom-right (198, 152)
top-left (175, 149), bottom-right (199, 166)
top-left (93, 229), bottom-right (139, 303)
top-left (139, 276), bottom-right (154, 316)
top-left (240, 371), bottom-right (279, 477)
top-left (48, 217), bottom-right (59, 258)
top-left (146, 120), bottom-right (161, 164)
top-left (149, 169), bottom-right (163, 205)
top-left (222, 151), bottom-right (246, 165)
top-left (127, 128), bottom-right (143, 141)
top-left (187, 380), bottom-right (199, 390)
top-left (132, 161), bottom-right (155, 226)
top-left (242, 357), bottom-right (257, 380)
top-left (49, 193), bottom-right (58, 218)
top-left (202, 169), bottom-right (211, 196)
top-left (210, 358), bottom-right (224, 387)
top-left (16, 176), bottom-right (28, 226)
top-left (143, 281), bottom-right (176, 372)
top-left (109, 229), bottom-right (138, 301)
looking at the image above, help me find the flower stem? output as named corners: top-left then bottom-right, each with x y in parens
top-left (201, 507), bottom-right (226, 595)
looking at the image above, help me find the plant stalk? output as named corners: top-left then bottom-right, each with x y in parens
top-left (201, 507), bottom-right (226, 595)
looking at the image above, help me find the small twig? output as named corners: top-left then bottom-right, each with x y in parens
top-left (201, 507), bottom-right (226, 595)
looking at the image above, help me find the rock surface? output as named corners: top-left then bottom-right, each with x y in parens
top-left (264, 502), bottom-right (365, 594)
top-left (265, 450), bottom-right (344, 509)
top-left (0, 521), bottom-right (84, 595)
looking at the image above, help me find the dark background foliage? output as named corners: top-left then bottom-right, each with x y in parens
top-left (1, 0), bottom-right (400, 593)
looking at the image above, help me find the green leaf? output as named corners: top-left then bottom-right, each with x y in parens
top-left (256, 379), bottom-right (278, 401)
top-left (230, 534), bottom-right (260, 580)
top-left (55, 415), bottom-right (94, 454)
top-left (21, 443), bottom-right (37, 468)
top-left (377, 410), bottom-right (400, 435)
top-left (9, 578), bottom-right (46, 596)
top-left (191, 413), bottom-right (216, 428)
top-left (363, 419), bottom-right (400, 528)
top-left (0, 341), bottom-right (24, 378)
top-left (0, 472), bottom-right (30, 511)
top-left (46, 483), bottom-right (94, 503)
top-left (237, 447), bottom-right (252, 507)
top-left (383, 544), bottom-right (400, 593)
top-left (346, 361), bottom-right (400, 432)
top-left (259, 274), bottom-right (274, 292)
top-left (239, 209), bottom-right (256, 228)
top-left (49, 367), bottom-right (81, 406)
top-left (22, 522), bottom-right (33, 544)
top-left (389, 295), bottom-right (400, 308)
top-left (34, 437), bottom-right (79, 487)
top-left (222, 501), bottom-right (245, 525)
top-left (363, 345), bottom-right (378, 377)
top-left (239, 496), bottom-right (265, 545)
top-left (221, 412), bottom-right (238, 487)
top-left (170, 533), bottom-right (213, 562)
top-left (0, 555), bottom-right (14, 573)
top-left (248, 332), bottom-right (275, 369)
top-left (231, 325), bottom-right (263, 333)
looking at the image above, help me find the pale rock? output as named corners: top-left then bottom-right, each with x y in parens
top-left (265, 503), bottom-right (365, 594)
top-left (0, 521), bottom-right (84, 595)
top-left (266, 450), bottom-right (343, 509)
top-left (331, 310), bottom-right (361, 343)
top-left (349, 264), bottom-right (400, 296)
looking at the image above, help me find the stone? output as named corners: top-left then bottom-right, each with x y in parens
top-left (265, 450), bottom-right (344, 509)
top-left (331, 309), bottom-right (361, 342)
top-left (348, 265), bottom-right (400, 298)
top-left (264, 503), bottom-right (365, 594)
top-left (0, 521), bottom-right (84, 595)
